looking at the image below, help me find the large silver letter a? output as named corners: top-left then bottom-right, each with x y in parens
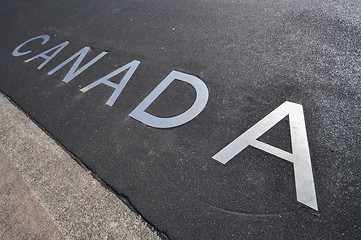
top-left (213, 101), bottom-right (318, 210)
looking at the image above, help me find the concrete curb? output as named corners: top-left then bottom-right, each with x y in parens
top-left (0, 93), bottom-right (161, 240)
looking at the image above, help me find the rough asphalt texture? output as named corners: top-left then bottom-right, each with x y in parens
top-left (0, 0), bottom-right (360, 239)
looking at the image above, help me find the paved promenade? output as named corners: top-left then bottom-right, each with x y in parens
top-left (0, 94), bottom-right (162, 240)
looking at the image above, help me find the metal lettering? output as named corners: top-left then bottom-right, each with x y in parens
top-left (212, 101), bottom-right (318, 210)
top-left (80, 60), bottom-right (140, 106)
top-left (129, 70), bottom-right (209, 128)
top-left (12, 35), bottom-right (50, 57)
top-left (48, 47), bottom-right (107, 83)
top-left (25, 41), bottom-right (70, 69)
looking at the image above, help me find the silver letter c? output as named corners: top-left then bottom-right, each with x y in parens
top-left (12, 35), bottom-right (50, 57)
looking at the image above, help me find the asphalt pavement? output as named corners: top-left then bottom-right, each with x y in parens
top-left (0, 0), bottom-right (360, 239)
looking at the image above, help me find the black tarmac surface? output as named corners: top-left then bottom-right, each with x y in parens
top-left (0, 0), bottom-right (360, 239)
